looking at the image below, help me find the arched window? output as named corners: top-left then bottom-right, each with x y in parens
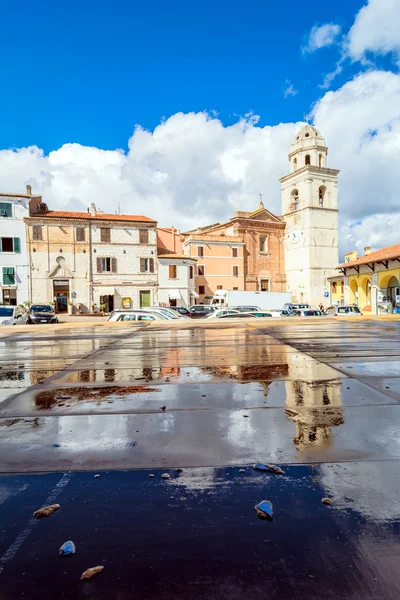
top-left (305, 154), bottom-right (311, 166)
top-left (291, 189), bottom-right (299, 210)
top-left (319, 154), bottom-right (322, 167)
top-left (319, 185), bottom-right (326, 208)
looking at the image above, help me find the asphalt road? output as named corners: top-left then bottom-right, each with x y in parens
top-left (0, 318), bottom-right (399, 599)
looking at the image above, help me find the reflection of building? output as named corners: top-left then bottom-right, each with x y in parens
top-left (285, 381), bottom-right (344, 450)
top-left (332, 244), bottom-right (400, 314)
top-left (25, 198), bottom-right (158, 313)
top-left (0, 186), bottom-right (31, 305)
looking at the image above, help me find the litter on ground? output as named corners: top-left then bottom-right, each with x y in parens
top-left (59, 541), bottom-right (76, 556)
top-left (254, 463), bottom-right (284, 474)
top-left (81, 566), bottom-right (104, 581)
top-left (33, 504), bottom-right (60, 519)
top-left (255, 500), bottom-right (274, 520)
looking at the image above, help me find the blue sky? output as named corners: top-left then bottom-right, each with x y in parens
top-left (1, 0), bottom-right (400, 253)
top-left (1, 0), bottom-right (363, 153)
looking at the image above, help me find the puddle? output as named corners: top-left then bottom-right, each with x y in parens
top-left (33, 386), bottom-right (160, 409)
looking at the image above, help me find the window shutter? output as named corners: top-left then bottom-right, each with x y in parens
top-left (149, 258), bottom-right (154, 273)
top-left (13, 238), bottom-right (21, 253)
top-left (97, 257), bottom-right (102, 273)
top-left (101, 228), bottom-right (111, 243)
top-left (140, 258), bottom-right (145, 272)
top-left (111, 257), bottom-right (117, 273)
top-left (139, 229), bottom-right (149, 244)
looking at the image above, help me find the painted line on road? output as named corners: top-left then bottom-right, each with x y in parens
top-left (0, 471), bottom-right (73, 575)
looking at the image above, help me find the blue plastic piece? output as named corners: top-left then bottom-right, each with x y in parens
top-left (254, 463), bottom-right (269, 471)
top-left (255, 500), bottom-right (273, 519)
top-left (59, 540), bottom-right (76, 556)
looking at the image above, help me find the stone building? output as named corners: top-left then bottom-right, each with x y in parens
top-left (181, 204), bottom-right (286, 303)
top-left (0, 187), bottom-right (32, 305)
top-left (280, 124), bottom-right (339, 307)
top-left (25, 199), bottom-right (157, 313)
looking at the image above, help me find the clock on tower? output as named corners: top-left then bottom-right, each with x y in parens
top-left (280, 125), bottom-right (339, 307)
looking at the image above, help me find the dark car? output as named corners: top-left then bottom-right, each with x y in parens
top-left (188, 305), bottom-right (214, 318)
top-left (28, 304), bottom-right (58, 324)
top-left (169, 306), bottom-right (191, 316)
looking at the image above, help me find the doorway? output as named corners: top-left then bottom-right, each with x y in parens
top-left (55, 292), bottom-right (68, 312)
top-left (140, 290), bottom-right (151, 308)
top-left (100, 295), bottom-right (114, 312)
top-left (53, 280), bottom-right (70, 313)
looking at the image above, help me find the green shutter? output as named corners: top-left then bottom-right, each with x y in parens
top-left (13, 238), bottom-right (21, 253)
top-left (3, 267), bottom-right (15, 285)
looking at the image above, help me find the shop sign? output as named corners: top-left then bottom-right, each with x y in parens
top-left (122, 297), bottom-right (132, 309)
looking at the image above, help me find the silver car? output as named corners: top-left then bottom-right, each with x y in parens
top-left (0, 305), bottom-right (28, 326)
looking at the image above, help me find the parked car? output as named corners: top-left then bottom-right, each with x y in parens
top-left (168, 306), bottom-right (191, 316)
top-left (218, 311), bottom-right (272, 318)
top-left (293, 309), bottom-right (324, 317)
top-left (188, 305), bottom-right (215, 318)
top-left (146, 306), bottom-right (183, 319)
top-left (207, 309), bottom-right (241, 319)
top-left (325, 305), bottom-right (362, 316)
top-left (230, 305), bottom-right (261, 312)
top-left (283, 303), bottom-right (311, 311)
top-left (27, 304), bottom-right (58, 324)
top-left (0, 305), bottom-right (28, 326)
top-left (108, 310), bottom-right (165, 322)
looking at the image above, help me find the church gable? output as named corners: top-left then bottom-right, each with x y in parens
top-left (246, 208), bottom-right (281, 223)
top-left (49, 261), bottom-right (74, 279)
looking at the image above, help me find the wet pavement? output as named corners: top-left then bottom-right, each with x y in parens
top-left (0, 318), bottom-right (399, 598)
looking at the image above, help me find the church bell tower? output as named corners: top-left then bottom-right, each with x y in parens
top-left (280, 124), bottom-right (339, 307)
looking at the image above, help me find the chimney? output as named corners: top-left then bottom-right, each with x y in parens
top-left (26, 185), bottom-right (32, 196)
top-left (364, 246), bottom-right (371, 256)
top-left (171, 226), bottom-right (176, 252)
top-left (90, 203), bottom-right (97, 217)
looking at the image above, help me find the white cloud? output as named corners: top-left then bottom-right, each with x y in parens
top-left (1, 69), bottom-right (400, 257)
top-left (348, 0), bottom-right (400, 64)
top-left (283, 79), bottom-right (298, 98)
top-left (302, 23), bottom-right (341, 54)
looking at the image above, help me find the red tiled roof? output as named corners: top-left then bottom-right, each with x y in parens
top-left (29, 210), bottom-right (156, 223)
top-left (338, 243), bottom-right (400, 269)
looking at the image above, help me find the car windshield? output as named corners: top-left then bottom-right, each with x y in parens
top-left (0, 307), bottom-right (14, 317)
top-left (30, 305), bottom-right (54, 313)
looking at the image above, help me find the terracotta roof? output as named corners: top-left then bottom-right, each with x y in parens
top-left (28, 210), bottom-right (156, 223)
top-left (338, 243), bottom-right (400, 269)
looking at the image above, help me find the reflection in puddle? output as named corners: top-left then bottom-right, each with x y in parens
top-left (34, 386), bottom-right (160, 409)
top-left (285, 381), bottom-right (344, 450)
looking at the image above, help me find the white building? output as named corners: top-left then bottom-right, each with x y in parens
top-left (280, 124), bottom-right (339, 307)
top-left (25, 200), bottom-right (158, 313)
top-left (0, 187), bottom-right (31, 305)
top-left (157, 251), bottom-right (197, 307)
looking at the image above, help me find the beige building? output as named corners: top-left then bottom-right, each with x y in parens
top-left (280, 125), bottom-right (339, 307)
top-left (25, 199), bottom-right (157, 313)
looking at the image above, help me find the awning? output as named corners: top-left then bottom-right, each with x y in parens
top-left (191, 291), bottom-right (199, 298)
top-left (168, 289), bottom-right (182, 300)
top-left (96, 287), bottom-right (115, 296)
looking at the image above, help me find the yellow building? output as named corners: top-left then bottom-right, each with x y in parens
top-left (333, 244), bottom-right (400, 314)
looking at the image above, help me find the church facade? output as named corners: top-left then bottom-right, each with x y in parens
top-left (182, 124), bottom-right (339, 306)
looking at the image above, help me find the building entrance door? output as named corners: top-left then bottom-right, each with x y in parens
top-left (140, 290), bottom-right (151, 308)
top-left (53, 280), bottom-right (69, 313)
top-left (55, 292), bottom-right (68, 312)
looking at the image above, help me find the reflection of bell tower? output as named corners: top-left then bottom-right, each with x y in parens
top-left (280, 124), bottom-right (339, 307)
top-left (285, 381), bottom-right (343, 451)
